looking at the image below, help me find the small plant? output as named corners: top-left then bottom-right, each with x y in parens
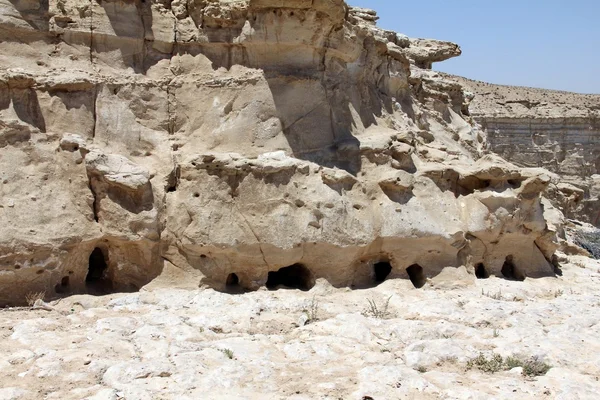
top-left (416, 366), bottom-right (427, 373)
top-left (553, 289), bottom-right (564, 298)
top-left (437, 356), bottom-right (458, 366)
top-left (25, 291), bottom-right (45, 306)
top-left (441, 333), bottom-right (455, 339)
top-left (302, 296), bottom-right (319, 323)
top-left (467, 353), bottom-right (551, 377)
top-left (220, 348), bottom-right (234, 360)
top-left (505, 356), bottom-right (551, 377)
top-left (362, 296), bottom-right (393, 319)
top-left (467, 353), bottom-right (505, 373)
top-left (482, 289), bottom-right (503, 300)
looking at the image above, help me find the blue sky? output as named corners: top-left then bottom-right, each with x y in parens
top-left (349, 1), bottom-right (600, 94)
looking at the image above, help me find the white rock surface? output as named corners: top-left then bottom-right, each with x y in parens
top-left (0, 255), bottom-right (599, 399)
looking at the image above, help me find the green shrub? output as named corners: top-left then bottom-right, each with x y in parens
top-left (220, 348), bottom-right (234, 360)
top-left (467, 353), bottom-right (504, 373)
top-left (467, 353), bottom-right (551, 377)
top-left (506, 356), bottom-right (551, 377)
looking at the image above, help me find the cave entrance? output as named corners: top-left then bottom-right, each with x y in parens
top-left (86, 247), bottom-right (112, 293)
top-left (266, 264), bottom-right (314, 291)
top-left (226, 273), bottom-right (239, 287)
top-left (373, 261), bottom-right (392, 283)
top-left (406, 264), bottom-right (426, 288)
top-left (475, 263), bottom-right (489, 279)
top-left (501, 255), bottom-right (525, 281)
top-left (225, 273), bottom-right (243, 294)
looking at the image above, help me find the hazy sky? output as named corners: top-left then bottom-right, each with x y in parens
top-left (349, 1), bottom-right (599, 94)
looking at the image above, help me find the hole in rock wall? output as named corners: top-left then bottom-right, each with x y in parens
top-left (373, 261), bottom-right (392, 283)
top-left (406, 264), bottom-right (426, 288)
top-left (86, 247), bottom-right (113, 294)
top-left (507, 179), bottom-right (522, 188)
top-left (165, 165), bottom-right (180, 193)
top-left (475, 263), bottom-right (489, 279)
top-left (501, 255), bottom-right (525, 281)
top-left (266, 264), bottom-right (315, 291)
top-left (226, 273), bottom-right (240, 287)
top-left (54, 276), bottom-right (70, 294)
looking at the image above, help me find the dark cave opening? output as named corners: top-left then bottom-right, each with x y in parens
top-left (226, 273), bottom-right (240, 287)
top-left (86, 247), bottom-right (113, 293)
top-left (501, 255), bottom-right (525, 281)
top-left (475, 263), bottom-right (489, 279)
top-left (266, 264), bottom-right (314, 291)
top-left (406, 264), bottom-right (426, 288)
top-left (373, 261), bottom-right (392, 283)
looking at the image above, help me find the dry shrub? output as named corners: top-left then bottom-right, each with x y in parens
top-left (25, 291), bottom-right (45, 306)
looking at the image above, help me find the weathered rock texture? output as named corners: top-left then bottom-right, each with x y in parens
top-left (0, 1), bottom-right (561, 305)
top-left (452, 76), bottom-right (600, 226)
top-left (2, 255), bottom-right (600, 399)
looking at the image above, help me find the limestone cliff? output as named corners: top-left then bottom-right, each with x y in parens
top-left (452, 76), bottom-right (600, 226)
top-left (0, 1), bottom-right (561, 305)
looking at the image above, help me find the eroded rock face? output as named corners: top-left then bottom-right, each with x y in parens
top-left (452, 76), bottom-right (600, 226)
top-left (0, 1), bottom-right (560, 305)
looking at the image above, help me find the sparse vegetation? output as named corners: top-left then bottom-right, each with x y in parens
top-left (482, 289), bottom-right (503, 300)
top-left (220, 348), bottom-right (234, 360)
top-left (467, 352), bottom-right (551, 376)
top-left (362, 296), bottom-right (393, 319)
top-left (481, 289), bottom-right (523, 302)
top-left (416, 366), bottom-right (427, 373)
top-left (467, 352), bottom-right (505, 373)
top-left (302, 296), bottom-right (320, 323)
top-left (505, 356), bottom-right (552, 377)
top-left (438, 356), bottom-right (458, 365)
top-left (25, 291), bottom-right (45, 306)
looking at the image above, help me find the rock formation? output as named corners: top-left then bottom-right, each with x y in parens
top-left (0, 0), bottom-right (563, 305)
top-left (452, 76), bottom-right (600, 226)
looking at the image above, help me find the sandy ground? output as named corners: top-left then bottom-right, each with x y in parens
top-left (1, 255), bottom-right (600, 400)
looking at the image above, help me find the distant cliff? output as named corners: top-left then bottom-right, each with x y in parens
top-left (451, 76), bottom-right (600, 226)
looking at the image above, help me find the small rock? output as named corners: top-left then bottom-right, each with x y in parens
top-left (509, 367), bottom-right (523, 375)
top-left (297, 314), bottom-right (309, 327)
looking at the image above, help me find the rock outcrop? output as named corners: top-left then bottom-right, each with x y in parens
top-left (0, 1), bottom-right (561, 305)
top-left (453, 76), bottom-right (600, 226)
